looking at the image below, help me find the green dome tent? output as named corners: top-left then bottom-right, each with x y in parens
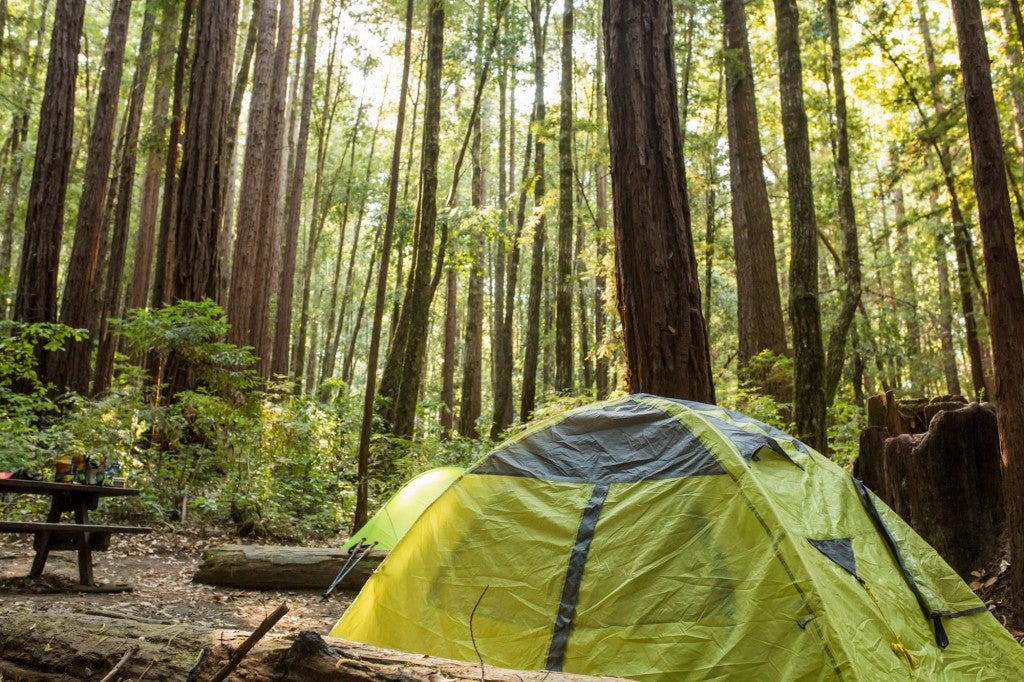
top-left (344, 466), bottom-right (464, 551)
top-left (332, 394), bottom-right (1024, 680)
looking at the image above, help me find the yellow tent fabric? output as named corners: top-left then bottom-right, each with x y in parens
top-left (332, 394), bottom-right (1024, 680)
top-left (343, 466), bottom-right (464, 551)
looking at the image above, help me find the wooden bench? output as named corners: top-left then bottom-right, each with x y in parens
top-left (0, 479), bottom-right (151, 590)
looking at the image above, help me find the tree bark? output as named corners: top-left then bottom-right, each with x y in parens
top-left (353, 0), bottom-right (415, 528)
top-left (92, 2), bottom-right (157, 396)
top-left (227, 0), bottom-right (278, 350)
top-left (151, 0), bottom-right (194, 308)
top-left (593, 26), bottom-right (609, 400)
top-left (13, 0), bottom-right (84, 338)
top-left (602, 0), bottom-right (714, 403)
top-left (193, 544), bottom-right (383, 590)
top-left (773, 0), bottom-right (826, 452)
top-left (171, 0), bottom-right (240, 306)
top-left (377, 0), bottom-right (445, 437)
top-left (722, 0), bottom-right (787, 367)
top-left (249, 0), bottom-right (293, 377)
top-left (521, 0), bottom-right (550, 421)
top-left (441, 267), bottom-right (458, 437)
top-left (271, 0), bottom-right (320, 379)
top-left (554, 0), bottom-right (574, 393)
top-left (54, 0), bottom-right (132, 394)
top-left (126, 2), bottom-right (177, 313)
top-left (949, 0), bottom-right (1024, 617)
top-left (822, 0), bottom-right (863, 408)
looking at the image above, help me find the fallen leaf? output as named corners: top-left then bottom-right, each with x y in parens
top-left (971, 570), bottom-right (985, 578)
top-left (969, 581), bottom-right (983, 591)
top-left (984, 576), bottom-right (998, 588)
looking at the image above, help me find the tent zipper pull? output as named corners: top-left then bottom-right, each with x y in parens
top-left (932, 615), bottom-right (949, 649)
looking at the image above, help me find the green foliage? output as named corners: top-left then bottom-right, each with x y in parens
top-left (0, 321), bottom-right (86, 473)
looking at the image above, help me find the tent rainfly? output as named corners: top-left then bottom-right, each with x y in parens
top-left (344, 466), bottom-right (464, 551)
top-left (332, 394), bottom-right (1024, 680)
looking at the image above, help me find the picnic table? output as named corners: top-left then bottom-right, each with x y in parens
top-left (0, 478), bottom-right (151, 591)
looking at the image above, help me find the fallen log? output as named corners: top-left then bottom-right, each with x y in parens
top-left (0, 609), bottom-right (629, 681)
top-left (192, 544), bottom-right (385, 591)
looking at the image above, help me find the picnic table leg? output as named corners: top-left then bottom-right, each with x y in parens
top-left (28, 499), bottom-right (63, 577)
top-left (73, 499), bottom-right (95, 586)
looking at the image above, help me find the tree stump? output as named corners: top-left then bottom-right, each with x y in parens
top-left (854, 425), bottom-right (888, 496)
top-left (903, 403), bottom-right (1003, 578)
top-left (882, 434), bottom-right (918, 522)
top-left (192, 544), bottom-right (385, 591)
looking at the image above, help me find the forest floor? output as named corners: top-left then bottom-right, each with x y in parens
top-left (2, 526), bottom-right (1022, 668)
top-left (0, 526), bottom-right (352, 639)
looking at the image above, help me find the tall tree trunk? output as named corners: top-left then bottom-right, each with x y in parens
top-left (520, 0), bottom-right (550, 421)
top-left (292, 12), bottom-right (342, 389)
top-left (126, 3), bottom-right (177, 312)
top-left (574, 202), bottom-right (593, 389)
top-left (593, 25), bottom-right (609, 400)
top-left (93, 3), bottom-right (157, 395)
top-left (489, 54), bottom-right (512, 437)
top-left (171, 0), bottom-right (240, 305)
top-left (227, 0), bottom-right (278, 350)
top-left (319, 101), bottom-right (367, 383)
top-left (53, 0), bottom-right (132, 393)
top-left (722, 0), bottom-right (787, 366)
top-left (272, 0), bottom-right (320, 379)
top-left (949, 0), bottom-right (1024, 619)
top-left (774, 0), bottom-right (826, 451)
top-left (822, 0), bottom-right (862, 407)
top-left (892, 187), bottom-right (922, 389)
top-left (250, 0), bottom-right (293, 377)
top-left (917, 0), bottom-right (988, 399)
top-left (334, 111), bottom-right (383, 381)
top-left (491, 126), bottom-right (533, 438)
top-left (1, 0), bottom-right (51, 319)
top-left (354, 0), bottom-right (415, 529)
top-left (377, 0), bottom-right (446, 436)
top-left (441, 267), bottom-right (457, 437)
top-left (151, 0), bottom-right (195, 308)
top-left (13, 0), bottom-right (84, 344)
top-left (603, 0), bottom-right (714, 403)
top-left (554, 0), bottom-right (574, 393)
top-left (458, 127), bottom-right (486, 439)
top-left (1004, 1), bottom-right (1024, 183)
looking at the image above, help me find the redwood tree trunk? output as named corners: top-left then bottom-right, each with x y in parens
top-left (822, 0), bottom-right (862, 407)
top-left (377, 0), bottom-right (445, 437)
top-left (13, 0), bottom-right (84, 340)
top-left (126, 2), bottom-right (177, 313)
top-left (55, 0), bottom-right (132, 395)
top-left (602, 0), bottom-right (714, 403)
top-left (93, 3), bottom-right (157, 395)
top-left (722, 0), bottom-right (787, 367)
top-left (520, 0), bottom-right (550, 421)
top-left (227, 0), bottom-right (278, 349)
top-left (272, 0), bottom-right (321, 378)
top-left (171, 0), bottom-right (240, 305)
top-left (150, 0), bottom-right (194, 308)
top-left (554, 0), bottom-right (574, 393)
top-left (949, 0), bottom-right (1024, 618)
top-left (774, 0), bottom-right (826, 452)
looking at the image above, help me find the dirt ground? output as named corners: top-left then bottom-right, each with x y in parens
top-left (0, 527), bottom-right (354, 637)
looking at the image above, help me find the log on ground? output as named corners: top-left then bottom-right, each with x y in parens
top-left (0, 609), bottom-right (629, 681)
top-left (192, 544), bottom-right (385, 591)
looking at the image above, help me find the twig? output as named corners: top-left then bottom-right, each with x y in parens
top-left (99, 643), bottom-right (139, 682)
top-left (208, 602), bottom-right (289, 682)
top-left (469, 586), bottom-right (490, 682)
